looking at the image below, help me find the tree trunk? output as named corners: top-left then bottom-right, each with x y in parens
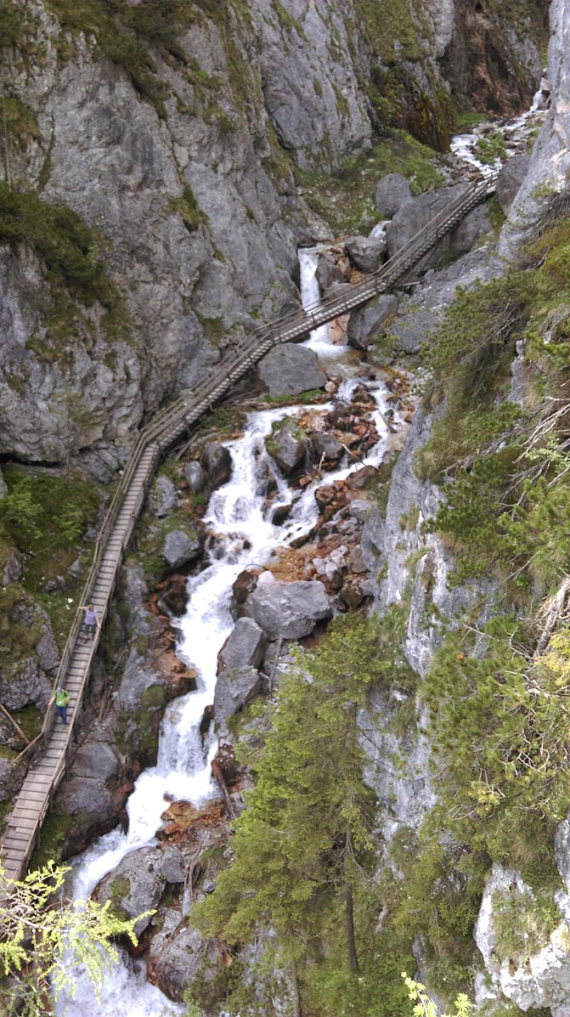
top-left (291, 959), bottom-right (303, 1017)
top-left (345, 880), bottom-right (359, 974)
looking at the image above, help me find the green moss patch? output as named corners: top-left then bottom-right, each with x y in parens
top-left (0, 183), bottom-right (120, 309)
top-left (296, 130), bottom-right (442, 233)
top-left (2, 99), bottom-right (40, 149)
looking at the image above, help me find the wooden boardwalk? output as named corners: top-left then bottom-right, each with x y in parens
top-left (0, 174), bottom-right (495, 883)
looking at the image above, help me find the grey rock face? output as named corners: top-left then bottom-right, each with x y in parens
top-left (474, 863), bottom-right (570, 1012)
top-left (151, 476), bottom-right (178, 519)
top-left (345, 234), bottom-right (387, 274)
top-left (147, 912), bottom-right (226, 1003)
top-left (258, 344), bottom-right (326, 397)
top-left (0, 758), bottom-right (25, 804)
top-left (496, 154), bottom-right (531, 213)
top-left (316, 252), bottom-right (346, 293)
top-left (217, 618), bottom-right (267, 674)
top-left (162, 528), bottom-right (201, 570)
top-left (184, 461), bottom-right (206, 494)
top-left (247, 572), bottom-right (331, 639)
top-left (347, 294), bottom-right (399, 351)
top-left (311, 431), bottom-right (343, 464)
top-left (265, 418), bottom-right (309, 475)
top-left (500, 0), bottom-right (570, 258)
top-left (200, 443), bottom-right (233, 492)
top-left (255, 0), bottom-right (372, 171)
top-left (374, 173), bottom-right (413, 218)
top-left (72, 741), bottom-right (120, 782)
top-left (386, 183), bottom-right (490, 271)
top-left (0, 597), bottom-right (57, 710)
top-left (214, 665), bottom-right (264, 725)
top-left (94, 846), bottom-right (168, 935)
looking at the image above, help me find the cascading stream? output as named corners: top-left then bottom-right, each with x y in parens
top-left (58, 380), bottom-right (396, 1016)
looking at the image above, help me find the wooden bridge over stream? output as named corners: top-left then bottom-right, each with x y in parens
top-left (0, 174), bottom-right (496, 884)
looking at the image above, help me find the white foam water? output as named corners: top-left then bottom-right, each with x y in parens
top-left (56, 280), bottom-right (399, 1017)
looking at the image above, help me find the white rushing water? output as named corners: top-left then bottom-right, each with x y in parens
top-left (298, 245), bottom-right (347, 357)
top-left (450, 78), bottom-right (549, 177)
top-left (59, 355), bottom-right (397, 1015)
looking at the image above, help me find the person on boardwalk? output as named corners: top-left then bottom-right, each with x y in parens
top-left (54, 688), bottom-right (69, 724)
top-left (78, 603), bottom-right (100, 639)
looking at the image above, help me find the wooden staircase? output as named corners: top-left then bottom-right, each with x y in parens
top-left (0, 173), bottom-right (496, 883)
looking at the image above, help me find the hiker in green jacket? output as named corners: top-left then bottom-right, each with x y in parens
top-left (54, 688), bottom-right (69, 724)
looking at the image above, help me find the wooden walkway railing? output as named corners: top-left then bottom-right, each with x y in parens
top-left (0, 173), bottom-right (495, 882)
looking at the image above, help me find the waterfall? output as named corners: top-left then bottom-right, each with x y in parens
top-left (450, 95), bottom-right (547, 177)
top-left (298, 246), bottom-right (334, 353)
top-left (57, 381), bottom-right (397, 1016)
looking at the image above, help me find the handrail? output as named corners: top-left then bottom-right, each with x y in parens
top-left (10, 172), bottom-right (496, 771)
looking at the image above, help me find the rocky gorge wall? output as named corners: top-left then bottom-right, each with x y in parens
top-left (2, 0), bottom-right (566, 1014)
top-left (0, 0), bottom-right (544, 467)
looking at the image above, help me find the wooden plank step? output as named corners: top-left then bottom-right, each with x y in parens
top-left (25, 775), bottom-right (53, 788)
top-left (16, 788), bottom-right (48, 801)
top-left (2, 832), bottom-right (32, 847)
top-left (10, 818), bottom-right (37, 832)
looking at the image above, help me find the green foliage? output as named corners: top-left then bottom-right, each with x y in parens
top-left (0, 468), bottom-right (100, 562)
top-left (417, 220), bottom-right (570, 590)
top-left (167, 185), bottom-right (207, 232)
top-left (0, 861), bottom-right (149, 1015)
top-left (193, 613), bottom-right (410, 1008)
top-left (385, 832), bottom-right (483, 993)
top-left (380, 617), bottom-right (570, 996)
top-left (402, 974), bottom-right (472, 1017)
top-left (492, 885), bottom-right (562, 961)
top-left (306, 935), bottom-right (415, 1017)
top-left (353, 0), bottom-right (422, 65)
top-left (475, 132), bottom-right (507, 165)
top-left (296, 130), bottom-right (442, 233)
top-left (1, 99), bottom-right (40, 149)
top-left (0, 1), bottom-right (21, 47)
top-left (423, 616), bottom-right (570, 833)
top-left (0, 183), bottom-right (119, 308)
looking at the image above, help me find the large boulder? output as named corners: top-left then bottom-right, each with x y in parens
top-left (0, 594), bottom-right (56, 710)
top-left (214, 665), bottom-right (264, 725)
top-left (496, 154), bottom-right (531, 213)
top-left (247, 572), bottom-right (332, 639)
top-left (217, 617), bottom-right (267, 674)
top-left (311, 430), bottom-right (343, 465)
top-left (93, 846), bottom-right (170, 935)
top-left (316, 251), bottom-right (346, 293)
top-left (474, 862), bottom-right (570, 1012)
top-left (374, 172), bottom-right (412, 218)
top-left (72, 740), bottom-right (120, 781)
top-left (151, 475), bottom-right (178, 519)
top-left (200, 443), bottom-right (232, 492)
top-left (184, 460), bottom-right (206, 494)
top-left (386, 183), bottom-right (490, 269)
top-left (258, 344), bottom-right (326, 397)
top-left (161, 528), bottom-right (201, 570)
top-left (265, 418), bottom-right (310, 475)
top-left (345, 234), bottom-right (387, 274)
top-left (347, 294), bottom-right (399, 350)
top-left (147, 911), bottom-right (228, 1003)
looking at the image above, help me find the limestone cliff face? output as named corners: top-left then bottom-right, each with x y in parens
top-left (0, 0), bottom-right (542, 468)
top-left (357, 1), bottom-right (570, 1009)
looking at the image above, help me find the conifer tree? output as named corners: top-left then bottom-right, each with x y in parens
top-left (193, 615), bottom-right (382, 1006)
